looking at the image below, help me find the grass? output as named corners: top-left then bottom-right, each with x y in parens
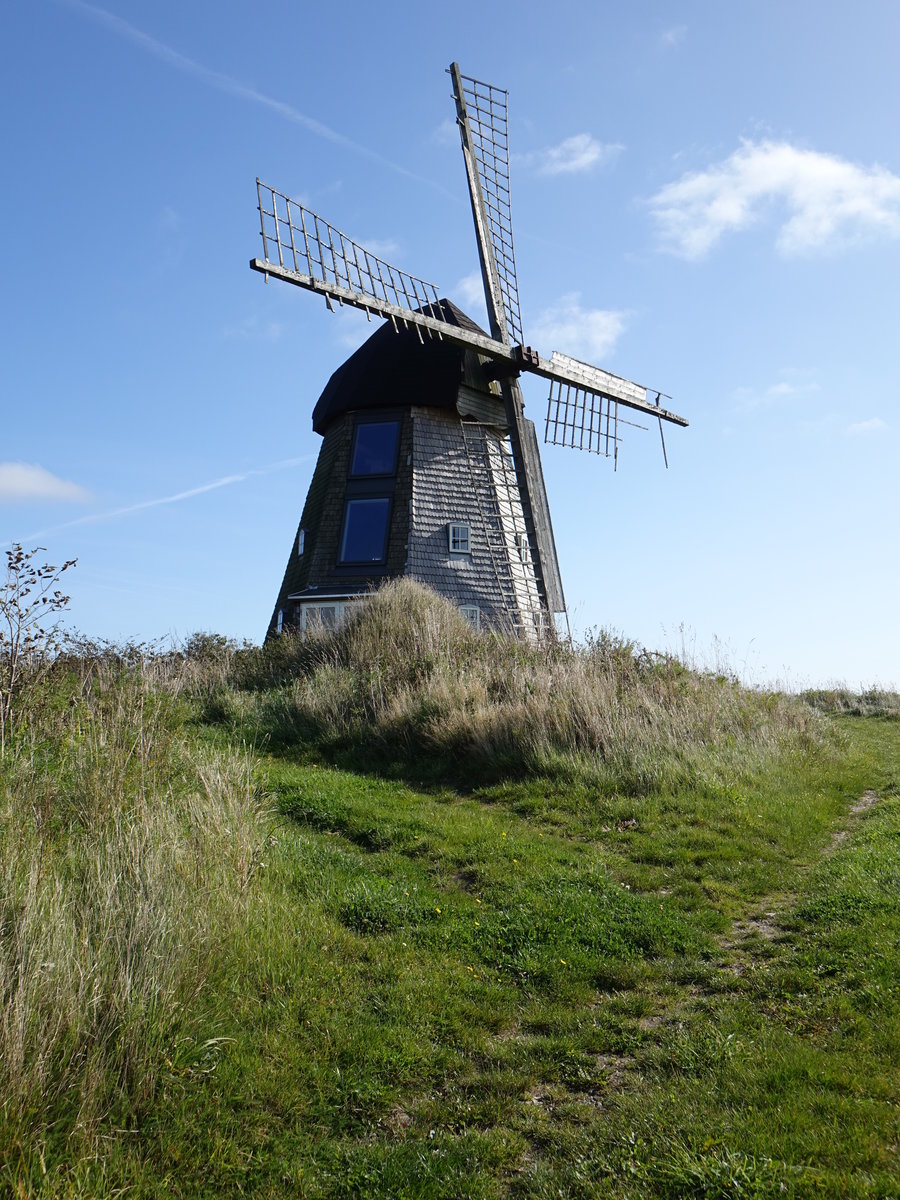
top-left (0, 651), bottom-right (269, 1193)
top-left (203, 581), bottom-right (825, 797)
top-left (1, 582), bottom-right (897, 1197)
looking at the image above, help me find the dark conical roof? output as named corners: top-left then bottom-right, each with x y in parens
top-left (312, 299), bottom-right (488, 435)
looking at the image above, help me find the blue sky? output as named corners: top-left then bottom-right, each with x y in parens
top-left (2, 0), bottom-right (898, 687)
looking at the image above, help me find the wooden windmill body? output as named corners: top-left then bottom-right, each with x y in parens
top-left (256, 65), bottom-right (687, 639)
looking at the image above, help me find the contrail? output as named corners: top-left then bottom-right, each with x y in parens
top-left (6, 455), bottom-right (313, 547)
top-left (58, 0), bottom-right (453, 198)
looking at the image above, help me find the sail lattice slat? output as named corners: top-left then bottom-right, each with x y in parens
top-left (455, 72), bottom-right (524, 347)
top-left (545, 381), bottom-right (620, 459)
top-left (256, 181), bottom-right (442, 318)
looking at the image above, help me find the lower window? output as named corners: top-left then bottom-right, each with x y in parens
top-left (302, 605), bottom-right (338, 631)
top-left (298, 599), bottom-right (362, 635)
top-left (459, 604), bottom-right (481, 629)
top-left (340, 497), bottom-right (391, 563)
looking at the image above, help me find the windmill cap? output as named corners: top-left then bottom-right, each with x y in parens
top-left (311, 299), bottom-right (488, 435)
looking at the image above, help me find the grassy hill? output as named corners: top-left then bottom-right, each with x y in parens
top-left (1, 581), bottom-right (898, 1198)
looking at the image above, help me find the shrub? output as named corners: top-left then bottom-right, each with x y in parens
top-left (211, 579), bottom-right (826, 791)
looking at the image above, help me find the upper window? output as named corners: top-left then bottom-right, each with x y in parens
top-left (297, 528), bottom-right (306, 556)
top-left (339, 497), bottom-right (392, 563)
top-left (449, 522), bottom-right (470, 555)
top-left (515, 531), bottom-right (530, 563)
top-left (350, 420), bottom-right (400, 477)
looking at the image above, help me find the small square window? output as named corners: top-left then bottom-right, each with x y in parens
top-left (459, 605), bottom-right (481, 629)
top-left (297, 528), bottom-right (306, 556)
top-left (449, 522), bottom-right (470, 554)
top-left (515, 531), bottom-right (530, 563)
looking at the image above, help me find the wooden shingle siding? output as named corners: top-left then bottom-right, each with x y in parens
top-left (456, 384), bottom-right (507, 427)
top-left (407, 407), bottom-right (544, 634)
top-left (266, 418), bottom-right (347, 636)
top-left (266, 411), bottom-right (413, 637)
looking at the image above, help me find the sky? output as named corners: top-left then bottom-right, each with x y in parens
top-left (2, 0), bottom-right (898, 688)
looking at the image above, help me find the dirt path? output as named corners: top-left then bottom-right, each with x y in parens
top-left (723, 789), bottom-right (880, 963)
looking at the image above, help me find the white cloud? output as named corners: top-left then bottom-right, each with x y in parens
top-left (158, 205), bottom-right (181, 232)
top-left (732, 371), bottom-right (820, 410)
top-left (222, 314), bottom-right (286, 342)
top-left (7, 457), bottom-right (313, 546)
top-left (454, 271), bottom-right (489, 327)
top-left (455, 271), bottom-right (485, 309)
top-left (431, 118), bottom-right (458, 147)
top-left (520, 134), bottom-right (623, 177)
top-left (660, 25), bottom-right (687, 47)
top-left (331, 306), bottom-right (381, 350)
top-left (649, 140), bottom-right (900, 258)
top-left (358, 237), bottom-right (402, 261)
top-left (846, 417), bottom-right (888, 434)
top-left (0, 463), bottom-right (90, 503)
top-left (529, 294), bottom-right (627, 360)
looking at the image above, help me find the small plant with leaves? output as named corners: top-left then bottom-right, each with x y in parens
top-left (0, 542), bottom-right (76, 755)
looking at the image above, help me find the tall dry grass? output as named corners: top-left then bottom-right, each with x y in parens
top-left (0, 648), bottom-right (268, 1164)
top-left (211, 579), bottom-right (827, 790)
top-left (801, 686), bottom-right (900, 718)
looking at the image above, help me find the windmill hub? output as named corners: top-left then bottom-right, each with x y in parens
top-left (253, 64), bottom-right (687, 641)
top-left (481, 344), bottom-right (541, 383)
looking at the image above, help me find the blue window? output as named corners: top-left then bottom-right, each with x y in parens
top-left (339, 497), bottom-right (391, 563)
top-left (350, 420), bottom-right (400, 477)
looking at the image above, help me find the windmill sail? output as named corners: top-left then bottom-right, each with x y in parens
top-left (251, 183), bottom-right (445, 328)
top-left (449, 63), bottom-right (566, 618)
top-left (448, 64), bottom-right (522, 347)
top-left (251, 187), bottom-right (687, 430)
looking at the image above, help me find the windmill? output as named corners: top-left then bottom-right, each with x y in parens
top-left (254, 63), bottom-right (688, 640)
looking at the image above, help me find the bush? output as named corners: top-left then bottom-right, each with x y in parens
top-left (209, 579), bottom-right (826, 791)
top-left (801, 687), bottom-right (900, 718)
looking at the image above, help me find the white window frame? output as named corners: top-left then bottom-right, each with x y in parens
top-left (515, 531), bottom-right (530, 563)
top-left (449, 522), bottom-right (471, 555)
top-left (276, 609), bottom-right (284, 634)
top-left (300, 603), bottom-right (342, 633)
top-left (459, 604), bottom-right (481, 629)
top-left (298, 599), bottom-right (362, 636)
top-left (297, 528), bottom-right (306, 556)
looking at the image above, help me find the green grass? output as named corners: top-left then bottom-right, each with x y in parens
top-left (102, 718), bottom-right (896, 1200)
top-left (2, 589), bottom-right (898, 1197)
